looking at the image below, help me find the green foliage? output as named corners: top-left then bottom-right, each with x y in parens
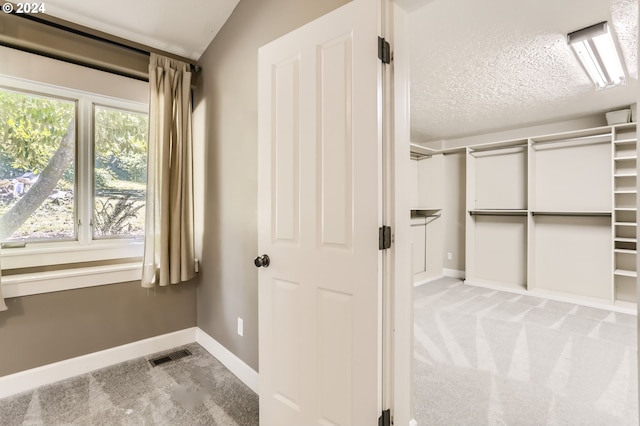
top-left (0, 151), bottom-right (26, 179)
top-left (0, 89), bottom-right (74, 173)
top-left (93, 195), bottom-right (145, 237)
top-left (95, 107), bottom-right (148, 180)
top-left (0, 91), bottom-right (148, 181)
top-left (94, 167), bottom-right (116, 187)
top-left (109, 152), bottom-right (148, 183)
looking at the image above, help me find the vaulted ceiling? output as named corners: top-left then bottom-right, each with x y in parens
top-left (42, 0), bottom-right (240, 61)
top-left (409, 0), bottom-right (638, 143)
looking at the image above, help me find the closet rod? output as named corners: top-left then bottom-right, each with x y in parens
top-left (469, 211), bottom-right (527, 216)
top-left (411, 153), bottom-right (432, 160)
top-left (531, 211), bottom-right (611, 217)
top-left (531, 133), bottom-right (611, 146)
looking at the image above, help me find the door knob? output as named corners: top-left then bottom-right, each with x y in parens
top-left (254, 254), bottom-right (270, 268)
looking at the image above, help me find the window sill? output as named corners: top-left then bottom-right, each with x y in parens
top-left (2, 262), bottom-right (142, 298)
top-left (1, 240), bottom-right (144, 270)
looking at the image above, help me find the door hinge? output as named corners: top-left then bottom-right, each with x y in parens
top-left (379, 225), bottom-right (392, 250)
top-left (378, 409), bottom-right (391, 426)
top-left (378, 36), bottom-right (391, 64)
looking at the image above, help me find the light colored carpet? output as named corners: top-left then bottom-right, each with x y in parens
top-left (0, 343), bottom-right (259, 425)
top-left (413, 277), bottom-right (638, 425)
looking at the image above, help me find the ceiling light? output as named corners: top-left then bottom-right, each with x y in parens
top-left (567, 21), bottom-right (626, 90)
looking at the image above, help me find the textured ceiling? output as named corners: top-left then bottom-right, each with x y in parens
top-left (41, 0), bottom-right (240, 61)
top-left (409, 0), bottom-right (639, 143)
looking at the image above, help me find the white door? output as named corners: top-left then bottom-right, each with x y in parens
top-left (257, 1), bottom-right (382, 424)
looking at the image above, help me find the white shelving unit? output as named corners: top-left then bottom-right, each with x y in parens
top-left (465, 141), bottom-right (528, 291)
top-left (613, 123), bottom-right (637, 307)
top-left (412, 122), bottom-right (637, 309)
top-left (410, 147), bottom-right (444, 284)
top-left (464, 125), bottom-right (632, 307)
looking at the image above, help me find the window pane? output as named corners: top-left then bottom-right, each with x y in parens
top-left (0, 89), bottom-right (76, 242)
top-left (93, 106), bottom-right (148, 239)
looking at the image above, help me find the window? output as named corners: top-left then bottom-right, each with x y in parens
top-left (0, 89), bottom-right (76, 242)
top-left (93, 106), bottom-right (148, 239)
top-left (0, 77), bottom-right (148, 270)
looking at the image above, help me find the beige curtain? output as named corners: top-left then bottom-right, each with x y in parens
top-left (0, 246), bottom-right (6, 311)
top-left (142, 54), bottom-right (195, 287)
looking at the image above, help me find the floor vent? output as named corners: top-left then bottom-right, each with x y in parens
top-left (149, 349), bottom-right (192, 367)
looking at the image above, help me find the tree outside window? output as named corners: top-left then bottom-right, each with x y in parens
top-left (0, 88), bottom-right (148, 243)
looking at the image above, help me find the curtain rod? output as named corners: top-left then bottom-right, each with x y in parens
top-left (13, 11), bottom-right (202, 73)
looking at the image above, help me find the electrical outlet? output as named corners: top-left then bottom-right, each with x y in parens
top-left (447, 252), bottom-right (452, 260)
top-left (237, 318), bottom-right (244, 337)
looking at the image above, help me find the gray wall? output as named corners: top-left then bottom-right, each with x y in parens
top-left (0, 44), bottom-right (197, 379)
top-left (193, 0), bottom-right (350, 371)
top-left (0, 280), bottom-right (197, 377)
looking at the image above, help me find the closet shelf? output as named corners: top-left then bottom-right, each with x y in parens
top-left (614, 207), bottom-right (637, 211)
top-left (615, 237), bottom-right (637, 243)
top-left (614, 222), bottom-right (637, 227)
top-left (615, 190), bottom-right (637, 194)
top-left (614, 138), bottom-right (638, 145)
top-left (614, 269), bottom-right (637, 278)
top-left (614, 156), bottom-right (637, 161)
top-left (409, 143), bottom-right (438, 158)
top-left (411, 208), bottom-right (441, 218)
top-left (614, 172), bottom-right (638, 177)
top-left (615, 249), bottom-right (638, 254)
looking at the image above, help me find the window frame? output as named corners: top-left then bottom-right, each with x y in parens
top-left (0, 75), bottom-right (148, 271)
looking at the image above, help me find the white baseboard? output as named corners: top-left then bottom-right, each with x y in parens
top-left (413, 275), bottom-right (443, 287)
top-left (196, 328), bottom-right (259, 394)
top-left (443, 269), bottom-right (465, 279)
top-left (0, 326), bottom-right (260, 401)
top-left (464, 279), bottom-right (636, 315)
top-left (414, 270), bottom-right (465, 287)
top-left (0, 328), bottom-right (197, 399)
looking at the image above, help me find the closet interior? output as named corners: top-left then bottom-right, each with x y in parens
top-left (410, 121), bottom-right (637, 310)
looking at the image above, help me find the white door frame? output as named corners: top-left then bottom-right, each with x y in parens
top-left (388, 2), bottom-right (415, 426)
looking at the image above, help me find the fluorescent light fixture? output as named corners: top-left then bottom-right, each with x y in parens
top-left (567, 21), bottom-right (626, 90)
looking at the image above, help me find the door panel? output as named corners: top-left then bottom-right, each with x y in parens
top-left (317, 288), bottom-right (353, 425)
top-left (258, 1), bottom-right (381, 424)
top-left (318, 35), bottom-right (353, 249)
top-left (272, 59), bottom-right (300, 244)
top-left (271, 279), bottom-right (301, 409)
